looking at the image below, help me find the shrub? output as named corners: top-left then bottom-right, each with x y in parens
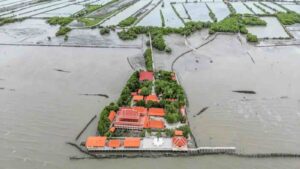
top-left (241, 16), bottom-right (267, 26)
top-left (100, 27), bottom-right (110, 35)
top-left (144, 48), bottom-right (153, 71)
top-left (276, 12), bottom-right (300, 25)
top-left (117, 71), bottom-right (140, 106)
top-left (0, 17), bottom-right (23, 26)
top-left (177, 125), bottom-right (191, 138)
top-left (47, 17), bottom-right (73, 26)
top-left (246, 33), bottom-right (258, 42)
top-left (118, 16), bottom-right (137, 27)
top-left (74, 4), bottom-right (102, 17)
top-left (56, 26), bottom-right (71, 36)
top-left (98, 103), bottom-right (119, 135)
top-left (210, 16), bottom-right (240, 33)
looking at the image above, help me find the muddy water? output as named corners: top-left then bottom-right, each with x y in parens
top-left (174, 34), bottom-right (300, 155)
top-left (1, 31), bottom-right (300, 168)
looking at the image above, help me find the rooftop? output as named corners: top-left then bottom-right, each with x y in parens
top-left (148, 108), bottom-right (165, 117)
top-left (86, 136), bottom-right (107, 148)
top-left (124, 137), bottom-right (141, 148)
top-left (139, 71), bottom-right (154, 81)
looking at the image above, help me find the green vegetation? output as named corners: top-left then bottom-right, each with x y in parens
top-left (100, 27), bottom-right (110, 35)
top-left (98, 103), bottom-right (119, 136)
top-left (117, 71), bottom-right (140, 106)
top-left (55, 26), bottom-right (71, 36)
top-left (276, 11), bottom-right (300, 25)
top-left (0, 17), bottom-right (24, 26)
top-left (160, 10), bottom-right (165, 27)
top-left (77, 17), bottom-right (102, 27)
top-left (241, 15), bottom-right (266, 26)
top-left (144, 48), bottom-right (153, 71)
top-left (177, 125), bottom-right (191, 138)
top-left (47, 17), bottom-right (73, 26)
top-left (246, 33), bottom-right (258, 42)
top-left (74, 4), bottom-right (102, 17)
top-left (206, 3), bottom-right (217, 22)
top-left (227, 3), bottom-right (236, 15)
top-left (210, 15), bottom-right (246, 34)
top-left (118, 16), bottom-right (137, 27)
top-left (140, 81), bottom-right (152, 96)
top-left (118, 21), bottom-right (209, 51)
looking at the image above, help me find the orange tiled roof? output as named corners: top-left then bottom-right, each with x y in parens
top-left (132, 106), bottom-right (147, 115)
top-left (109, 127), bottom-right (116, 133)
top-left (172, 136), bottom-right (187, 147)
top-left (145, 94), bottom-right (159, 102)
top-left (85, 136), bottom-right (107, 148)
top-left (108, 139), bottom-right (121, 148)
top-left (148, 108), bottom-right (165, 117)
top-left (139, 71), bottom-right (154, 81)
top-left (133, 95), bottom-right (144, 102)
top-left (174, 130), bottom-right (183, 136)
top-left (124, 137), bottom-right (141, 148)
top-left (108, 111), bottom-right (116, 122)
top-left (148, 120), bottom-right (165, 129)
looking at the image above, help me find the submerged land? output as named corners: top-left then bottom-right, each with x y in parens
top-left (1, 0), bottom-right (300, 168)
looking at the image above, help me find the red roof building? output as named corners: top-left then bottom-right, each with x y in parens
top-left (132, 106), bottom-right (147, 116)
top-left (124, 137), bottom-right (141, 148)
top-left (113, 107), bottom-right (146, 130)
top-left (145, 94), bottom-right (159, 102)
top-left (108, 139), bottom-right (121, 148)
top-left (108, 111), bottom-right (116, 122)
top-left (172, 136), bottom-right (187, 148)
top-left (132, 95), bottom-right (144, 102)
top-left (174, 130), bottom-right (183, 136)
top-left (139, 71), bottom-right (154, 81)
top-left (148, 108), bottom-right (165, 117)
top-left (85, 136), bottom-right (107, 148)
top-left (147, 120), bottom-right (165, 129)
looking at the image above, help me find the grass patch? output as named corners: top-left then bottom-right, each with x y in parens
top-left (74, 4), bottom-right (102, 17)
top-left (118, 16), bottom-right (137, 27)
top-left (241, 15), bottom-right (267, 26)
top-left (0, 17), bottom-right (24, 26)
top-left (276, 11), bottom-right (300, 25)
top-left (56, 26), bottom-right (71, 36)
top-left (47, 17), bottom-right (73, 26)
top-left (77, 17), bottom-right (102, 27)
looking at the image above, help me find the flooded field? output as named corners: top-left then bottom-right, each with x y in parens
top-left (262, 2), bottom-right (287, 12)
top-left (207, 2), bottom-right (230, 21)
top-left (244, 2), bottom-right (265, 15)
top-left (281, 4), bottom-right (300, 13)
top-left (247, 17), bottom-right (289, 39)
top-left (231, 2), bottom-right (253, 14)
top-left (172, 33), bottom-right (300, 154)
top-left (184, 3), bottom-right (211, 22)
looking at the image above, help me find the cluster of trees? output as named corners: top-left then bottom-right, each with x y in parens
top-left (118, 21), bottom-right (209, 52)
top-left (209, 15), bottom-right (246, 34)
top-left (98, 103), bottom-right (119, 136)
top-left (276, 11), bottom-right (300, 25)
top-left (55, 26), bottom-right (71, 36)
top-left (47, 17), bottom-right (73, 26)
top-left (118, 16), bottom-right (137, 27)
top-left (140, 80), bottom-right (152, 96)
top-left (246, 33), bottom-right (258, 42)
top-left (117, 71), bottom-right (140, 106)
top-left (144, 48), bottom-right (153, 71)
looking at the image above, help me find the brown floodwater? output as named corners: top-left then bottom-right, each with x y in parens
top-left (1, 32), bottom-right (300, 169)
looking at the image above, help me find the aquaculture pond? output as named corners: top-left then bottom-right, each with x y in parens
top-left (281, 4), bottom-right (300, 13)
top-left (262, 2), bottom-right (287, 12)
top-left (247, 17), bottom-right (289, 39)
top-left (35, 5), bottom-right (85, 17)
top-left (206, 2), bottom-right (230, 21)
top-left (160, 1), bottom-right (184, 27)
top-left (254, 2), bottom-right (276, 14)
top-left (1, 0), bottom-right (72, 18)
top-left (231, 2), bottom-right (253, 14)
top-left (244, 2), bottom-right (266, 15)
top-left (137, 1), bottom-right (162, 27)
top-left (101, 0), bottom-right (151, 26)
top-left (184, 3), bottom-right (211, 22)
top-left (173, 3), bottom-right (189, 22)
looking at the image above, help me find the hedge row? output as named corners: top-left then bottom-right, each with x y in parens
top-left (118, 16), bottom-right (137, 27)
top-left (47, 17), bottom-right (73, 26)
top-left (144, 48), bottom-right (153, 71)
